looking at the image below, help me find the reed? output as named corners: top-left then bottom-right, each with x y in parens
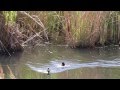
top-left (62, 11), bottom-right (120, 48)
top-left (1, 11), bottom-right (120, 51)
top-left (15, 11), bottom-right (120, 48)
top-left (3, 11), bottom-right (17, 25)
top-left (0, 11), bottom-right (23, 55)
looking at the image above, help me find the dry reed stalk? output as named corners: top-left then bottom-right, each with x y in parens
top-left (19, 11), bottom-right (49, 41)
top-left (0, 65), bottom-right (4, 79)
top-left (7, 65), bottom-right (16, 79)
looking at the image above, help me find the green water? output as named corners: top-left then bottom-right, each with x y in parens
top-left (0, 45), bottom-right (120, 79)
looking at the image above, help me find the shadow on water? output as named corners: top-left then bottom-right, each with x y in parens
top-left (1, 45), bottom-right (120, 79)
top-left (0, 51), bottom-right (23, 65)
top-left (0, 52), bottom-right (23, 79)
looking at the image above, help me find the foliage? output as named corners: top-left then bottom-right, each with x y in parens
top-left (3, 11), bottom-right (17, 25)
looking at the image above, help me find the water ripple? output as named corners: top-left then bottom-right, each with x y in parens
top-left (26, 59), bottom-right (120, 74)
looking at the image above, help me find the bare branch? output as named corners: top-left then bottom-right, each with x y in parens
top-left (19, 11), bottom-right (49, 41)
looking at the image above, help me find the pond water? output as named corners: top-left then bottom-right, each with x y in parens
top-left (0, 45), bottom-right (120, 79)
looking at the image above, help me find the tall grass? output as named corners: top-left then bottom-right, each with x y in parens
top-left (17, 11), bottom-right (65, 45)
top-left (1, 11), bottom-right (120, 50)
top-left (62, 11), bottom-right (120, 47)
top-left (0, 11), bottom-right (23, 54)
top-left (3, 11), bottom-right (17, 25)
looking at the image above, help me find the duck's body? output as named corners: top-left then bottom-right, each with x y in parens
top-left (47, 68), bottom-right (50, 75)
top-left (62, 62), bottom-right (65, 66)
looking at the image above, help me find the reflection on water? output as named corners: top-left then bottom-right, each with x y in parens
top-left (0, 45), bottom-right (120, 79)
top-left (0, 65), bottom-right (4, 79)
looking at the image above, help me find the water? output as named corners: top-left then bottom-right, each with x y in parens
top-left (0, 45), bottom-right (120, 79)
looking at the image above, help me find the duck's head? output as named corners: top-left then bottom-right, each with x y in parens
top-left (62, 62), bottom-right (65, 66)
top-left (47, 68), bottom-right (50, 75)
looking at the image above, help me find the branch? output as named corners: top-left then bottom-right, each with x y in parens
top-left (22, 30), bottom-right (43, 45)
top-left (19, 11), bottom-right (49, 41)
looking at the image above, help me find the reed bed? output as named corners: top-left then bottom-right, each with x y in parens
top-left (0, 11), bottom-right (120, 53)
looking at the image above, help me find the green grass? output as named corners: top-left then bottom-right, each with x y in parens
top-left (3, 11), bottom-right (17, 25)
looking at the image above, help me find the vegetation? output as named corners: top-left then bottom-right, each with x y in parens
top-left (0, 11), bottom-right (23, 55)
top-left (0, 11), bottom-right (120, 54)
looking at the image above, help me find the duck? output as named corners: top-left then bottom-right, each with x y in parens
top-left (47, 68), bottom-right (50, 75)
top-left (62, 62), bottom-right (65, 66)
